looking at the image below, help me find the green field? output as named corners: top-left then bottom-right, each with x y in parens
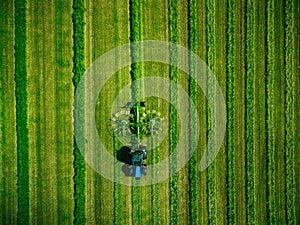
top-left (0, 0), bottom-right (299, 224)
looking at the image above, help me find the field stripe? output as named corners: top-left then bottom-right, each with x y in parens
top-left (284, 0), bottom-right (296, 223)
top-left (15, 0), bottom-right (30, 224)
top-left (226, 0), bottom-right (236, 223)
top-left (0, 1), bottom-right (17, 224)
top-left (168, 0), bottom-right (179, 224)
top-left (273, 0), bottom-right (287, 223)
top-left (54, 0), bottom-right (75, 223)
top-left (187, 0), bottom-right (199, 224)
top-left (72, 0), bottom-right (86, 224)
top-left (293, 0), bottom-right (300, 223)
top-left (245, 0), bottom-right (256, 224)
top-left (205, 0), bottom-right (217, 224)
top-left (129, 1), bottom-right (143, 224)
top-left (234, 0), bottom-right (247, 223)
top-left (266, 0), bottom-right (277, 223)
top-left (194, 1), bottom-right (208, 224)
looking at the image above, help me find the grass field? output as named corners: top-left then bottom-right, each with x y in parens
top-left (0, 0), bottom-right (299, 224)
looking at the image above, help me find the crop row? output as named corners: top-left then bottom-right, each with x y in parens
top-left (187, 0), bottom-right (199, 224)
top-left (284, 0), bottom-right (296, 224)
top-left (15, 0), bottom-right (30, 224)
top-left (168, 0), bottom-right (179, 224)
top-left (205, 0), bottom-right (217, 224)
top-left (245, 0), bottom-right (256, 224)
top-left (72, 0), bottom-right (86, 224)
top-left (226, 0), bottom-right (236, 224)
top-left (266, 0), bottom-right (277, 223)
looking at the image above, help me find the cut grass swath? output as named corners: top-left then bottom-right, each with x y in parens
top-left (266, 0), bottom-right (277, 223)
top-left (72, 0), bottom-right (86, 224)
top-left (226, 0), bottom-right (236, 223)
top-left (187, 0), bottom-right (199, 224)
top-left (129, 0), bottom-right (142, 224)
top-left (168, 0), bottom-right (179, 224)
top-left (206, 0), bottom-right (217, 224)
top-left (284, 0), bottom-right (296, 224)
top-left (245, 0), bottom-right (256, 224)
top-left (15, 0), bottom-right (30, 224)
top-left (226, 0), bottom-right (237, 218)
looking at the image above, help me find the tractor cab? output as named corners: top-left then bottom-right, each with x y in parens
top-left (130, 145), bottom-right (147, 179)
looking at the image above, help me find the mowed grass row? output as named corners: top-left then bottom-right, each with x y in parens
top-left (15, 0), bottom-right (30, 224)
top-left (266, 0), bottom-right (276, 223)
top-left (72, 0), bottom-right (86, 224)
top-left (284, 0), bottom-right (296, 223)
top-left (245, 0), bottom-right (256, 223)
top-left (226, 0), bottom-right (236, 223)
top-left (168, 0), bottom-right (179, 224)
top-left (187, 0), bottom-right (199, 224)
top-left (26, 0), bottom-right (75, 224)
top-left (205, 0), bottom-right (217, 224)
top-left (129, 1), bottom-right (143, 225)
top-left (0, 1), bottom-right (18, 224)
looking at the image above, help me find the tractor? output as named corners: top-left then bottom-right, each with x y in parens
top-left (111, 101), bottom-right (162, 180)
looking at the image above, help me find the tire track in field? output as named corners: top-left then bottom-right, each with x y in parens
top-left (0, 1), bottom-right (17, 224)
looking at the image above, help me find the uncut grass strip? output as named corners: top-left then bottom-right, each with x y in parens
top-left (245, 0), bottom-right (256, 224)
top-left (266, 0), bottom-right (277, 223)
top-left (187, 0), bottom-right (199, 224)
top-left (226, 0), bottom-right (236, 223)
top-left (205, 0), bottom-right (217, 224)
top-left (14, 0), bottom-right (30, 224)
top-left (168, 0), bottom-right (179, 224)
top-left (72, 0), bottom-right (86, 224)
top-left (284, 0), bottom-right (296, 223)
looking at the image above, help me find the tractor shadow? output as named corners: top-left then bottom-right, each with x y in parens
top-left (116, 146), bottom-right (131, 164)
top-left (116, 146), bottom-right (135, 177)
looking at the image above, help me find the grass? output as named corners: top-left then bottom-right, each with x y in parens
top-left (15, 0), bottom-right (29, 224)
top-left (226, 0), bottom-right (236, 223)
top-left (1, 0), bottom-right (299, 224)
